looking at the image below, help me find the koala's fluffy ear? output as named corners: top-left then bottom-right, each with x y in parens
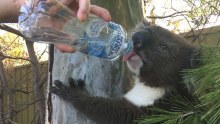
top-left (142, 20), bottom-right (151, 27)
top-left (135, 19), bottom-right (151, 30)
top-left (190, 48), bottom-right (201, 68)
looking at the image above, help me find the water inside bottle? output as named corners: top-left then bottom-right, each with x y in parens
top-left (79, 22), bottom-right (128, 60)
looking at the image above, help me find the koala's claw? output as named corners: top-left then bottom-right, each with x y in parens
top-left (68, 77), bottom-right (85, 89)
top-left (50, 77), bottom-right (85, 100)
top-left (77, 79), bottom-right (85, 89)
top-left (68, 78), bottom-right (74, 88)
top-left (50, 80), bottom-right (68, 97)
top-left (54, 80), bottom-right (65, 88)
top-left (50, 86), bottom-right (60, 95)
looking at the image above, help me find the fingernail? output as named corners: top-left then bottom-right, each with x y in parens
top-left (55, 44), bottom-right (76, 53)
top-left (78, 11), bottom-right (88, 22)
top-left (64, 47), bottom-right (75, 53)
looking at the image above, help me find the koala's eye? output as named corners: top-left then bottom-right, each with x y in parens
top-left (160, 44), bottom-right (168, 49)
top-left (134, 40), bottom-right (142, 50)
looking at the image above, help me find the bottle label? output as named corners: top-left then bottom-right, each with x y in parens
top-left (85, 20), bottom-right (126, 59)
top-left (108, 22), bottom-right (126, 58)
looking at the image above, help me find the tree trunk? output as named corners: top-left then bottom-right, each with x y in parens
top-left (26, 41), bottom-right (46, 124)
top-left (0, 57), bottom-right (6, 124)
top-left (48, 0), bottom-right (143, 123)
top-left (0, 86), bottom-right (4, 124)
top-left (0, 52), bottom-right (12, 124)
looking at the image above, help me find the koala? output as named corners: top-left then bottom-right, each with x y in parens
top-left (51, 21), bottom-right (200, 124)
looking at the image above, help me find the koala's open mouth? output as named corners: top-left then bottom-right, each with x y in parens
top-left (123, 51), bottom-right (137, 61)
top-left (123, 51), bottom-right (143, 75)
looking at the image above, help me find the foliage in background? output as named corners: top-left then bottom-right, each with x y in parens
top-left (0, 24), bottom-right (48, 69)
top-left (184, 0), bottom-right (220, 28)
top-left (184, 47), bottom-right (220, 123)
top-left (144, 0), bottom-right (220, 33)
top-left (0, 32), bottom-right (28, 68)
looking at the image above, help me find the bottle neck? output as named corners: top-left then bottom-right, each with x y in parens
top-left (122, 40), bottom-right (133, 55)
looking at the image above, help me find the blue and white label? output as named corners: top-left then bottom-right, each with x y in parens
top-left (108, 22), bottom-right (126, 58)
top-left (85, 19), bottom-right (127, 59)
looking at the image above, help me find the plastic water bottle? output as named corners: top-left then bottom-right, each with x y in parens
top-left (18, 0), bottom-right (133, 61)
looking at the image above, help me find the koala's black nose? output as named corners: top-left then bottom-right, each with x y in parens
top-left (132, 29), bottom-right (152, 51)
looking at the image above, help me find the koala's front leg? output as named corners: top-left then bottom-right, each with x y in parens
top-left (50, 78), bottom-right (85, 102)
top-left (51, 78), bottom-right (143, 124)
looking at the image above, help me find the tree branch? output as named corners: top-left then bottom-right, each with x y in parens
top-left (0, 24), bottom-right (24, 38)
top-left (146, 11), bottom-right (190, 19)
top-left (0, 54), bottom-right (32, 62)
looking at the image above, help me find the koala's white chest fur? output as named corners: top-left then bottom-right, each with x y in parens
top-left (124, 78), bottom-right (165, 107)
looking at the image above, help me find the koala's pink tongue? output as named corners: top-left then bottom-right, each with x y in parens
top-left (123, 51), bottom-right (136, 61)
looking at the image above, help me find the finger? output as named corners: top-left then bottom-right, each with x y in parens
top-left (55, 44), bottom-right (76, 53)
top-left (90, 5), bottom-right (111, 22)
top-left (77, 0), bottom-right (90, 21)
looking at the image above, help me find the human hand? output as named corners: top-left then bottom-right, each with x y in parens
top-left (54, 0), bottom-right (111, 53)
top-left (60, 0), bottom-right (111, 22)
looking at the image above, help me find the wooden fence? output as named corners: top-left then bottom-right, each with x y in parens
top-left (182, 25), bottom-right (220, 46)
top-left (3, 61), bottom-right (48, 124)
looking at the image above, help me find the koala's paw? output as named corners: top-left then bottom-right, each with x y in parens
top-left (50, 77), bottom-right (85, 101)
